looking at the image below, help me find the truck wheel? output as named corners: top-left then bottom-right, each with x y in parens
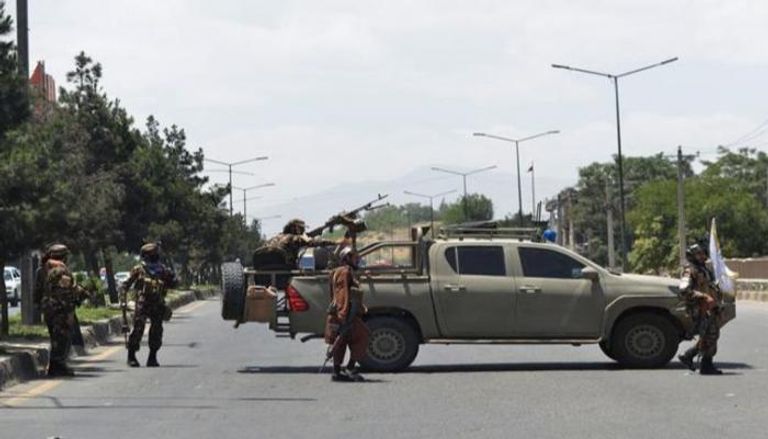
top-left (221, 261), bottom-right (245, 321)
top-left (360, 317), bottom-right (419, 372)
top-left (599, 340), bottom-right (616, 361)
top-left (611, 313), bottom-right (679, 368)
top-left (10, 290), bottom-right (19, 307)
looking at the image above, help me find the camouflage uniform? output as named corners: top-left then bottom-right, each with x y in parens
top-left (678, 244), bottom-right (723, 374)
top-left (263, 219), bottom-right (336, 267)
top-left (122, 243), bottom-right (176, 367)
top-left (325, 248), bottom-right (369, 382)
top-left (34, 245), bottom-right (87, 377)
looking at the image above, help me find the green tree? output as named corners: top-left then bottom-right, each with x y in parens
top-left (440, 194), bottom-right (494, 225)
top-left (0, 2), bottom-right (31, 335)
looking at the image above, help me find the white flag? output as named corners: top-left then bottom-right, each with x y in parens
top-left (708, 217), bottom-right (736, 294)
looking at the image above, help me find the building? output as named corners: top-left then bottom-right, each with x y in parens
top-left (29, 61), bottom-right (56, 102)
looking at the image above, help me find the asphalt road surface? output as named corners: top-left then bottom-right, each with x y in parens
top-left (1, 298), bottom-right (767, 439)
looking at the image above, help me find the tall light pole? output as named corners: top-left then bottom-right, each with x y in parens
top-left (552, 57), bottom-right (678, 270)
top-left (204, 156), bottom-right (268, 216)
top-left (404, 189), bottom-right (457, 238)
top-left (473, 131), bottom-right (559, 226)
top-left (431, 166), bottom-right (496, 221)
top-left (232, 183), bottom-right (275, 223)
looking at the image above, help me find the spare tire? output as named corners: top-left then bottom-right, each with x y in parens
top-left (221, 261), bottom-right (245, 321)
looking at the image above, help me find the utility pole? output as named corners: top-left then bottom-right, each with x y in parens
top-left (16, 0), bottom-right (29, 79)
top-left (567, 191), bottom-right (575, 250)
top-left (530, 162), bottom-right (536, 219)
top-left (676, 145), bottom-right (687, 268)
top-left (204, 156), bottom-right (268, 216)
top-left (605, 179), bottom-right (616, 269)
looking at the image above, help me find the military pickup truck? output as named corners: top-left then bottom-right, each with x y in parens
top-left (221, 227), bottom-right (736, 372)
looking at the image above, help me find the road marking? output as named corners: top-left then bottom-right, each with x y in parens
top-left (1, 379), bottom-right (61, 408)
top-left (0, 346), bottom-right (123, 408)
top-left (177, 301), bottom-right (207, 314)
top-left (88, 345), bottom-right (122, 362)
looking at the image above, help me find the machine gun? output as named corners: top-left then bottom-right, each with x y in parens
top-left (306, 194), bottom-right (390, 248)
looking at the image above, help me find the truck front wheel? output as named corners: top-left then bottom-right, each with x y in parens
top-left (360, 317), bottom-right (419, 372)
top-left (611, 313), bottom-right (679, 368)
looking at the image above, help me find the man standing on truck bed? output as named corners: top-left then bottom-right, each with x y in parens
top-left (677, 243), bottom-right (723, 375)
top-left (257, 219), bottom-right (338, 269)
top-left (325, 246), bottom-right (369, 382)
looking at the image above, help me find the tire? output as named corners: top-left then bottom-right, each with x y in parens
top-left (10, 296), bottom-right (18, 307)
top-left (599, 340), bottom-right (616, 361)
top-left (611, 313), bottom-right (679, 368)
top-left (221, 261), bottom-right (245, 321)
top-left (360, 316), bottom-right (420, 372)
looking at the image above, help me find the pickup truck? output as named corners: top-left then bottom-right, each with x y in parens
top-left (221, 227), bottom-right (736, 372)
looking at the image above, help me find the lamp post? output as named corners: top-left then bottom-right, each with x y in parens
top-left (404, 189), bottom-right (457, 237)
top-left (204, 156), bottom-right (269, 216)
top-left (552, 57), bottom-right (678, 270)
top-left (473, 130), bottom-right (559, 226)
top-left (430, 166), bottom-right (496, 221)
top-left (232, 183), bottom-right (276, 224)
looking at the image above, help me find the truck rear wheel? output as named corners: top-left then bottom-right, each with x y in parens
top-left (611, 313), bottom-right (679, 368)
top-left (221, 262), bottom-right (245, 321)
top-left (599, 340), bottom-right (616, 361)
top-left (360, 317), bottom-right (419, 372)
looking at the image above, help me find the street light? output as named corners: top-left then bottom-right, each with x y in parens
top-left (204, 156), bottom-right (269, 216)
top-left (473, 130), bottom-right (559, 226)
top-left (552, 57), bottom-right (678, 270)
top-left (431, 165), bottom-right (496, 221)
top-left (404, 189), bottom-right (458, 238)
top-left (232, 183), bottom-right (276, 223)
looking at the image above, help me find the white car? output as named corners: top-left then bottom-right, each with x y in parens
top-left (4, 266), bottom-right (21, 307)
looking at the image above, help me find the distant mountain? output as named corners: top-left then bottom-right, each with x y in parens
top-left (254, 165), bottom-right (574, 235)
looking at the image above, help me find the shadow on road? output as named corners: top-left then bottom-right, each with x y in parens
top-left (237, 361), bottom-right (753, 374)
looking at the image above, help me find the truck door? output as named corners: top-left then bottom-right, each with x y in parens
top-left (512, 246), bottom-right (604, 338)
top-left (431, 244), bottom-right (516, 337)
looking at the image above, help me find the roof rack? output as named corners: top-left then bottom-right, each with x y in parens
top-left (438, 226), bottom-right (541, 241)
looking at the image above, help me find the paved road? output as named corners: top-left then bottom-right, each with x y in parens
top-left (1, 298), bottom-right (767, 439)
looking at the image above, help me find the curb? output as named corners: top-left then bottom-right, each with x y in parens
top-left (735, 279), bottom-right (768, 302)
top-left (0, 287), bottom-right (218, 390)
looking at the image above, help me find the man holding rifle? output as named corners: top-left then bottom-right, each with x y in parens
top-left (677, 243), bottom-right (723, 375)
top-left (325, 246), bottom-right (370, 382)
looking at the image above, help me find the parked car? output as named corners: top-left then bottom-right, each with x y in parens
top-left (222, 226), bottom-right (737, 372)
top-left (4, 266), bottom-right (21, 307)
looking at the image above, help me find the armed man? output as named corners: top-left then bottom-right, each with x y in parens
top-left (33, 244), bottom-right (89, 377)
top-left (677, 243), bottom-right (723, 375)
top-left (120, 243), bottom-right (177, 367)
top-left (324, 246), bottom-right (370, 382)
top-left (262, 219), bottom-right (339, 268)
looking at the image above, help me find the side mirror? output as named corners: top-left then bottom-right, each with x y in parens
top-left (580, 267), bottom-right (600, 281)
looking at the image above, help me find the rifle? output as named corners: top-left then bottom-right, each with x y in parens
top-left (319, 322), bottom-right (351, 374)
top-left (119, 287), bottom-right (130, 348)
top-left (306, 194), bottom-right (390, 240)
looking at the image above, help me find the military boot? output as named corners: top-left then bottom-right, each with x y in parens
top-left (146, 349), bottom-right (159, 367)
top-left (699, 356), bottom-right (723, 375)
top-left (127, 349), bottom-right (140, 367)
top-left (344, 366), bottom-right (365, 382)
top-left (677, 346), bottom-right (699, 371)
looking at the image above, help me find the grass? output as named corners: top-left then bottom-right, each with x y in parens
top-left (7, 315), bottom-right (48, 340)
top-left (76, 306), bottom-right (123, 325)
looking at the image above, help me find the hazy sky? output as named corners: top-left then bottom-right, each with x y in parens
top-left (7, 1), bottom-right (768, 233)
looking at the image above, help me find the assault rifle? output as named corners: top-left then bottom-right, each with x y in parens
top-left (306, 194), bottom-right (390, 244)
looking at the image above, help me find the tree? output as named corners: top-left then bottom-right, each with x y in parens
top-left (627, 174), bottom-right (768, 273)
top-left (440, 194), bottom-right (494, 225)
top-left (0, 1), bottom-right (30, 335)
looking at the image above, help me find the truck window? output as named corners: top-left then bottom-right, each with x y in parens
top-left (518, 247), bottom-right (585, 279)
top-left (360, 245), bottom-right (415, 269)
top-left (444, 246), bottom-right (506, 276)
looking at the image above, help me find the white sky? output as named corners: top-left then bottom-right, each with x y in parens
top-left (7, 1), bottom-right (768, 234)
